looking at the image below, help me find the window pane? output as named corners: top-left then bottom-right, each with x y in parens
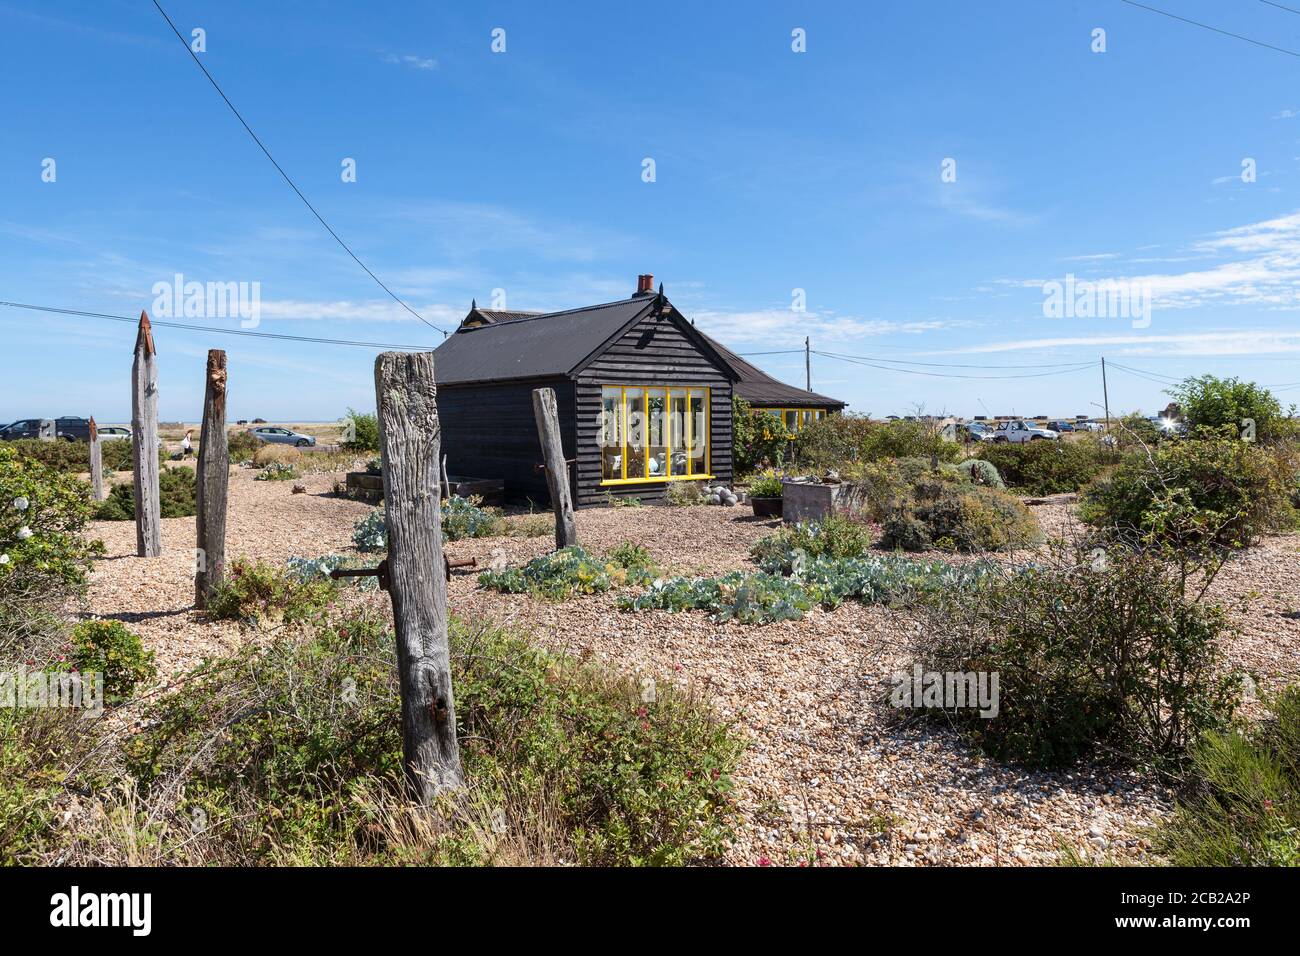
top-left (669, 388), bottom-right (687, 477)
top-left (646, 388), bottom-right (667, 478)
top-left (784, 410), bottom-right (797, 433)
top-left (688, 391), bottom-right (707, 475)
top-left (601, 387), bottom-right (623, 481)
top-left (625, 389), bottom-right (646, 478)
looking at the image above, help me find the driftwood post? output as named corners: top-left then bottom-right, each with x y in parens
top-left (375, 351), bottom-right (462, 801)
top-left (131, 311), bottom-right (161, 557)
top-left (88, 417), bottom-right (105, 501)
top-left (532, 387), bottom-right (577, 549)
top-left (194, 350), bottom-right (228, 608)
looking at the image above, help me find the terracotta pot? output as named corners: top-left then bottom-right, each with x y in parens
top-left (750, 496), bottom-right (783, 518)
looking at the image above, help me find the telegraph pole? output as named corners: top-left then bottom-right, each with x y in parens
top-left (805, 336), bottom-right (811, 391)
top-left (1101, 357), bottom-right (1113, 450)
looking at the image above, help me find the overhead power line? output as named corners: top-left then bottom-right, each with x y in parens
top-left (815, 349), bottom-right (1103, 370)
top-left (1118, 0), bottom-right (1300, 58)
top-left (149, 0), bottom-right (447, 338)
top-left (1259, 1), bottom-right (1300, 19)
top-left (813, 350), bottom-right (1099, 380)
top-left (0, 300), bottom-right (432, 350)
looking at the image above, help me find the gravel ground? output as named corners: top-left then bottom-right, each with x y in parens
top-left (84, 468), bottom-right (1300, 866)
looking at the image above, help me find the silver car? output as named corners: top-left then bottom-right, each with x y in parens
top-left (248, 425), bottom-right (316, 448)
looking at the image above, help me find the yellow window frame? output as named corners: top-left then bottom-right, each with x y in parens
top-left (600, 384), bottom-right (713, 485)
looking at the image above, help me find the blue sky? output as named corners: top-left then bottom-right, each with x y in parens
top-left (3, 0), bottom-right (1300, 423)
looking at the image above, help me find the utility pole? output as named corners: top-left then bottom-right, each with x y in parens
top-left (1101, 356), bottom-right (1113, 451)
top-left (805, 336), bottom-right (811, 391)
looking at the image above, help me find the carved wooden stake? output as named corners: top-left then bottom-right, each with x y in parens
top-left (88, 417), bottom-right (105, 502)
top-left (532, 387), bottom-right (577, 549)
top-left (195, 350), bottom-right (229, 608)
top-left (131, 311), bottom-right (161, 557)
top-left (375, 351), bottom-right (463, 802)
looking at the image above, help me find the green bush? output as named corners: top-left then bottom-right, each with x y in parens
top-left (797, 416), bottom-right (960, 471)
top-left (0, 445), bottom-right (102, 587)
top-left (1167, 374), bottom-right (1295, 444)
top-left (124, 611), bottom-right (742, 865)
top-left (1155, 686), bottom-right (1300, 865)
top-left (94, 466), bottom-right (197, 521)
top-left (732, 397), bottom-right (792, 475)
top-left (226, 429), bottom-right (261, 464)
top-left (1081, 436), bottom-right (1297, 551)
top-left (341, 408), bottom-right (380, 453)
top-left (942, 458), bottom-right (1006, 489)
top-left (0, 439), bottom-right (89, 474)
top-left (881, 482), bottom-right (1040, 553)
top-left (64, 619), bottom-right (156, 706)
top-left (976, 439), bottom-right (1107, 495)
top-left (205, 558), bottom-right (337, 626)
top-left (747, 469), bottom-right (784, 498)
top-left (751, 514), bottom-right (873, 574)
top-left (479, 545), bottom-right (658, 600)
top-left (917, 547), bottom-right (1240, 770)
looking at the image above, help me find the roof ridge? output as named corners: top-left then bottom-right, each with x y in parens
top-left (457, 296), bottom-right (649, 333)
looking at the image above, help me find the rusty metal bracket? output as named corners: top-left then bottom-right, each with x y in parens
top-left (533, 458), bottom-right (575, 473)
top-left (330, 558), bottom-right (390, 591)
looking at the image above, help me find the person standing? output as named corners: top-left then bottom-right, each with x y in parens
top-left (182, 429), bottom-right (193, 458)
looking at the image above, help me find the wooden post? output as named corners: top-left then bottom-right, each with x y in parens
top-left (532, 387), bottom-right (577, 550)
top-left (375, 351), bottom-right (463, 801)
top-left (441, 453), bottom-right (451, 499)
top-left (131, 311), bottom-right (162, 557)
top-left (88, 417), bottom-right (105, 501)
top-left (195, 350), bottom-right (229, 608)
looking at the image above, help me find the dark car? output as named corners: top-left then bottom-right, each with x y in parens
top-left (54, 416), bottom-right (91, 441)
top-left (0, 417), bottom-right (92, 441)
top-left (1045, 420), bottom-right (1076, 433)
top-left (0, 418), bottom-right (46, 440)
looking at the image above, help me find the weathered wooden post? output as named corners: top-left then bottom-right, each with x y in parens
top-left (375, 351), bottom-right (463, 802)
top-left (195, 350), bottom-right (228, 608)
top-left (131, 311), bottom-right (162, 557)
top-left (88, 417), bottom-right (105, 502)
top-left (532, 387), bottom-right (577, 549)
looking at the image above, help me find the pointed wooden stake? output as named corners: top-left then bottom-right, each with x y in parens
top-left (375, 351), bottom-right (463, 802)
top-left (88, 416), bottom-right (105, 501)
top-left (195, 350), bottom-right (229, 608)
top-left (132, 311), bottom-right (162, 557)
top-left (532, 387), bottom-right (577, 549)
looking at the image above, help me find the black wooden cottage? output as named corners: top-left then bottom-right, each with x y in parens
top-left (432, 275), bottom-right (845, 507)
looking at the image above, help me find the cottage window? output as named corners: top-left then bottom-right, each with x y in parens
top-left (600, 385), bottom-right (711, 483)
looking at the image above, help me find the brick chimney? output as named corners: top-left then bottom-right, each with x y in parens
top-left (633, 273), bottom-right (655, 297)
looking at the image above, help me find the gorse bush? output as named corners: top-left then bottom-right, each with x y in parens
top-left (123, 611), bottom-right (742, 865)
top-left (205, 558), bottom-right (337, 626)
top-left (881, 482), bottom-right (1040, 553)
top-left (622, 554), bottom-right (996, 624)
top-left (479, 545), bottom-right (659, 600)
top-left (976, 439), bottom-right (1107, 495)
top-left (1155, 685), bottom-right (1300, 866)
top-left (917, 547), bottom-right (1240, 771)
top-left (751, 514), bottom-right (874, 574)
top-left (94, 467), bottom-right (197, 521)
top-left (0, 445), bottom-right (102, 587)
top-left (64, 619), bottom-right (156, 706)
top-left (1081, 436), bottom-right (1297, 552)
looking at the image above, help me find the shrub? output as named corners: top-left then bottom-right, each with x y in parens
top-left (942, 458), bottom-right (1006, 489)
top-left (94, 466), bottom-right (197, 521)
top-left (352, 508), bottom-right (387, 552)
top-left (917, 547), bottom-right (1240, 770)
top-left (664, 481), bottom-right (708, 506)
top-left (205, 558), bottom-right (337, 625)
top-left (794, 414), bottom-right (876, 469)
top-left (0, 439), bottom-right (89, 474)
top-left (1081, 436), bottom-right (1297, 552)
top-left (1114, 412), bottom-right (1162, 449)
top-left (285, 554), bottom-right (379, 591)
top-left (341, 408), bottom-right (380, 453)
top-left (442, 495), bottom-right (505, 540)
top-left (733, 397), bottom-right (792, 474)
top-left (252, 444), bottom-right (301, 468)
top-left (0, 445), bottom-right (102, 587)
top-left (479, 545), bottom-right (658, 600)
top-left (750, 514), bottom-right (873, 574)
top-left (976, 439), bottom-right (1106, 495)
top-left (254, 460), bottom-right (300, 482)
top-left (1166, 374), bottom-right (1295, 443)
top-left (64, 619), bottom-right (156, 706)
top-left (226, 429), bottom-right (261, 464)
top-left (1155, 686), bottom-right (1300, 865)
top-left (123, 612), bottom-right (742, 865)
top-left (798, 416), bottom-right (961, 470)
top-left (881, 483), bottom-right (1039, 553)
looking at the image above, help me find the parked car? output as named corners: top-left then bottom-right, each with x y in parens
top-left (990, 420), bottom-right (1058, 443)
top-left (962, 421), bottom-right (995, 443)
top-left (0, 418), bottom-right (46, 440)
top-left (248, 425), bottom-right (316, 448)
top-left (1073, 420), bottom-right (1104, 432)
top-left (1045, 420), bottom-right (1076, 433)
top-left (97, 426), bottom-right (131, 440)
top-left (0, 417), bottom-right (90, 441)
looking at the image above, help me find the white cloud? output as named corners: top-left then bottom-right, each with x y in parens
top-left (691, 308), bottom-right (964, 346)
top-left (382, 53), bottom-right (437, 71)
top-left (957, 329), bottom-right (1300, 356)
